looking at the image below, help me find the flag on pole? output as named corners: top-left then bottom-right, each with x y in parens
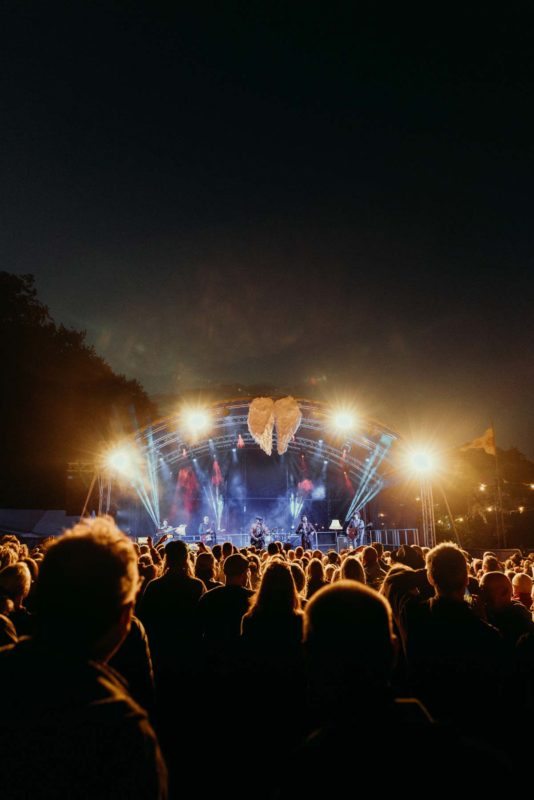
top-left (460, 427), bottom-right (496, 456)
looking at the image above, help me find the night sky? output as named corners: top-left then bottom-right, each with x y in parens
top-left (2, 5), bottom-right (533, 454)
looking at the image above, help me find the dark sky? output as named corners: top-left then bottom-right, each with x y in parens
top-left (2, 4), bottom-right (533, 454)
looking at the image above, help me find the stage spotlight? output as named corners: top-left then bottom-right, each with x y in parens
top-left (182, 406), bottom-right (211, 435)
top-left (409, 450), bottom-right (434, 473)
top-left (331, 409), bottom-right (357, 432)
top-left (106, 447), bottom-right (135, 476)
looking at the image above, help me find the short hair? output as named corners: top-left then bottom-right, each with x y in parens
top-left (223, 553), bottom-right (249, 578)
top-left (0, 562), bottom-right (32, 601)
top-left (483, 555), bottom-right (501, 573)
top-left (363, 546), bottom-right (378, 564)
top-left (35, 516), bottom-right (138, 649)
top-left (426, 542), bottom-right (468, 595)
top-left (371, 542), bottom-right (384, 557)
top-left (164, 540), bottom-right (189, 567)
top-left (513, 572), bottom-right (533, 594)
top-left (195, 552), bottom-right (215, 580)
top-left (305, 581), bottom-right (395, 681)
top-left (267, 542), bottom-right (278, 556)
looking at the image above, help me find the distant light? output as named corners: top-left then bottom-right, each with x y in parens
top-left (530, 484), bottom-right (534, 490)
top-left (378, 512), bottom-right (386, 518)
top-left (331, 410), bottom-right (356, 432)
top-left (415, 496), bottom-right (421, 502)
top-left (181, 407), bottom-right (211, 435)
top-left (106, 447), bottom-right (135, 476)
top-left (409, 451), bottom-right (434, 473)
top-left (323, 459), bottom-right (328, 464)
top-left (232, 448), bottom-right (236, 453)
top-left (456, 516), bottom-right (464, 522)
top-left (486, 506), bottom-right (493, 512)
top-left (479, 483), bottom-right (487, 492)
top-left (519, 506), bottom-right (525, 513)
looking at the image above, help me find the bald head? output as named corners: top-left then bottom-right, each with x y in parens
top-left (512, 572), bottom-right (533, 595)
top-left (481, 571), bottom-right (513, 612)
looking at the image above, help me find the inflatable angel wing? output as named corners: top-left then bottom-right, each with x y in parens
top-left (274, 396), bottom-right (302, 455)
top-left (247, 397), bottom-right (275, 455)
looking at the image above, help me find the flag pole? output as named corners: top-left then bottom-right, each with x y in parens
top-left (491, 420), bottom-right (506, 548)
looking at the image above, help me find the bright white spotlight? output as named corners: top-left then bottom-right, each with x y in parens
top-left (409, 451), bottom-right (434, 473)
top-left (106, 448), bottom-right (134, 476)
top-left (331, 409), bottom-right (356, 432)
top-left (182, 407), bottom-right (211, 435)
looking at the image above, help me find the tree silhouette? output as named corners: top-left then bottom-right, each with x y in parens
top-left (0, 272), bottom-right (155, 507)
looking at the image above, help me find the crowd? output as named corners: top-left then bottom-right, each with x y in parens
top-left (1, 518), bottom-right (533, 798)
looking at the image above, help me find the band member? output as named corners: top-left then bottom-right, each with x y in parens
top-left (347, 511), bottom-right (366, 548)
top-left (250, 517), bottom-right (268, 549)
top-left (198, 515), bottom-right (216, 545)
top-left (295, 515), bottom-right (316, 549)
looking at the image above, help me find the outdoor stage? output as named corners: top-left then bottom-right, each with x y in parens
top-left (83, 397), bottom-right (425, 545)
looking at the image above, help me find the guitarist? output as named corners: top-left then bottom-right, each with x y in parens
top-left (250, 517), bottom-right (268, 549)
top-left (198, 515), bottom-right (217, 545)
top-left (347, 511), bottom-right (366, 549)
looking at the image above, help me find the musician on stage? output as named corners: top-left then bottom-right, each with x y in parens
top-left (347, 511), bottom-right (366, 548)
top-left (198, 515), bottom-right (217, 545)
top-left (250, 517), bottom-right (268, 549)
top-left (295, 515), bottom-right (316, 550)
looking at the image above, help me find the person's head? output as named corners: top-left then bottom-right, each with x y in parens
top-left (327, 551), bottom-right (341, 566)
top-left (295, 546), bottom-right (304, 559)
top-left (223, 553), bottom-right (250, 586)
top-left (290, 562), bottom-right (306, 596)
top-left (302, 515), bottom-right (308, 523)
top-left (396, 545), bottom-right (425, 570)
top-left (0, 562), bottom-right (32, 608)
top-left (164, 540), bottom-right (190, 574)
top-left (307, 558), bottom-right (325, 583)
top-left (371, 542), bottom-right (384, 558)
top-left (304, 581), bottom-right (396, 705)
top-left (481, 571), bottom-right (513, 612)
top-left (35, 516), bottom-right (138, 660)
top-left (483, 555), bottom-right (501, 573)
top-left (247, 561), bottom-right (300, 617)
top-left (195, 552), bottom-right (216, 583)
top-left (426, 542), bottom-right (468, 599)
top-left (340, 556), bottom-right (365, 584)
top-left (362, 546), bottom-right (378, 567)
top-left (247, 554), bottom-right (261, 588)
top-left (212, 544), bottom-right (222, 561)
top-left (324, 564), bottom-right (337, 583)
top-left (512, 572), bottom-right (532, 596)
top-left (267, 542), bottom-right (278, 557)
top-left (222, 541), bottom-right (233, 560)
top-left (203, 515), bottom-right (209, 525)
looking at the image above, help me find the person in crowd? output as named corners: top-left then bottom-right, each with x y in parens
top-left (197, 553), bottom-right (254, 653)
top-left (480, 571), bottom-right (534, 648)
top-left (362, 546), bottom-right (387, 589)
top-left (290, 562), bottom-right (307, 607)
top-left (194, 551), bottom-right (223, 592)
top-left (306, 558), bottom-right (327, 599)
top-left (512, 572), bottom-right (533, 609)
top-left (401, 542), bottom-right (506, 730)
top-left (0, 561), bottom-right (33, 637)
top-left (241, 561), bottom-right (303, 667)
top-left (340, 555), bottom-right (365, 584)
top-left (371, 541), bottom-right (389, 571)
top-left (0, 516), bottom-right (167, 799)
top-left (138, 540), bottom-right (205, 681)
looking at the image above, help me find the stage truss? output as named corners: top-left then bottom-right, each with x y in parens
top-left (128, 398), bottom-right (399, 526)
